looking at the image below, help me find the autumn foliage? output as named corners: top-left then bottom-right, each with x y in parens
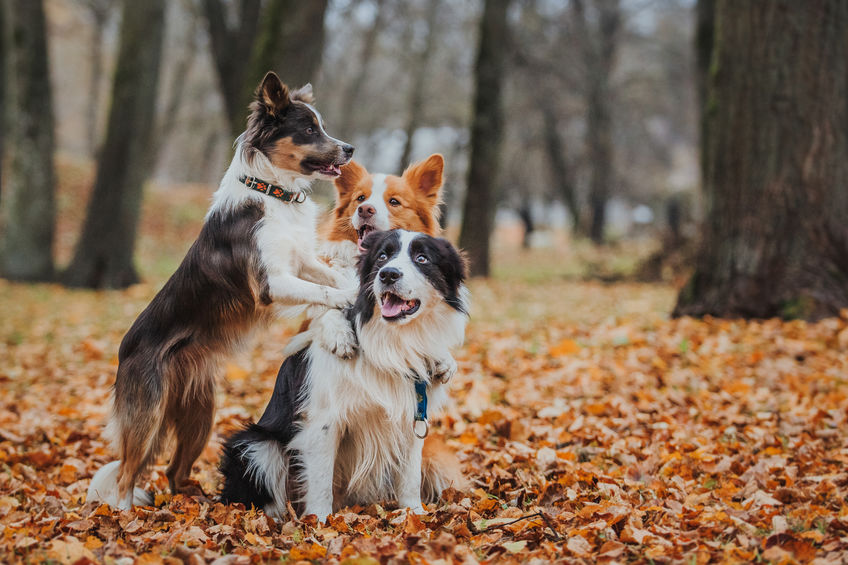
top-left (2, 172), bottom-right (847, 563)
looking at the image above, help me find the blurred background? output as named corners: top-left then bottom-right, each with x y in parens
top-left (2, 0), bottom-right (845, 321)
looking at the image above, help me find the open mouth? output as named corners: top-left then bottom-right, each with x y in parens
top-left (357, 224), bottom-right (377, 252)
top-left (306, 162), bottom-right (342, 177)
top-left (380, 292), bottom-right (420, 320)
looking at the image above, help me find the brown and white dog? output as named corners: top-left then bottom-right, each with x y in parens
top-left (87, 72), bottom-right (357, 510)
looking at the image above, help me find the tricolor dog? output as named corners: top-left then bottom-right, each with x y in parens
top-left (87, 72), bottom-right (356, 510)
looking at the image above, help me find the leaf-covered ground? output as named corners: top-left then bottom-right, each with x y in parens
top-left (2, 167), bottom-right (847, 563)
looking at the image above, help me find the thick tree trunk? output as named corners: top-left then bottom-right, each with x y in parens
top-left (397, 0), bottom-right (440, 173)
top-left (63, 0), bottom-right (165, 289)
top-left (458, 0), bottom-right (511, 277)
top-left (695, 0), bottom-right (715, 190)
top-left (0, 0), bottom-right (6, 201)
top-left (339, 0), bottom-right (386, 140)
top-left (201, 0), bottom-right (261, 137)
top-left (674, 0), bottom-right (848, 321)
top-left (0, 0), bottom-right (56, 281)
top-left (234, 0), bottom-right (328, 137)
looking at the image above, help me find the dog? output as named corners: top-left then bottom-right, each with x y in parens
top-left (305, 154), bottom-right (448, 360)
top-left (87, 72), bottom-right (356, 510)
top-left (219, 230), bottom-right (469, 521)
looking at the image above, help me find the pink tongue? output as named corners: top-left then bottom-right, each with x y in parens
top-left (381, 296), bottom-right (405, 317)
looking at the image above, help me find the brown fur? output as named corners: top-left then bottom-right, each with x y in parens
top-left (111, 202), bottom-right (273, 498)
top-left (324, 154), bottom-right (444, 242)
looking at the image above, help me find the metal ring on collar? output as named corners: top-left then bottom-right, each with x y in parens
top-left (413, 419), bottom-right (429, 439)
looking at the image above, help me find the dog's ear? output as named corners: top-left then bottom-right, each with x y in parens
top-left (403, 154), bottom-right (444, 201)
top-left (255, 72), bottom-right (291, 115)
top-left (335, 160), bottom-right (368, 198)
top-left (290, 83), bottom-right (315, 104)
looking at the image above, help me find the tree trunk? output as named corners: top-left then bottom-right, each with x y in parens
top-left (674, 0), bottom-right (848, 321)
top-left (540, 101), bottom-right (579, 231)
top-left (63, 0), bottom-right (165, 289)
top-left (0, 0), bottom-right (6, 201)
top-left (695, 0), bottom-right (715, 190)
top-left (234, 0), bottom-right (328, 137)
top-left (397, 0), bottom-right (440, 173)
top-left (576, 0), bottom-right (620, 244)
top-left (0, 0), bottom-right (56, 281)
top-left (201, 0), bottom-right (261, 137)
top-left (458, 0), bottom-right (511, 277)
top-left (338, 0), bottom-right (387, 140)
top-left (83, 0), bottom-right (113, 157)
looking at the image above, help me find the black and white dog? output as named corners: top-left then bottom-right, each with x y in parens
top-left (220, 230), bottom-right (469, 520)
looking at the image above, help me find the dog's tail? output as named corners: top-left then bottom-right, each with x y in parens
top-left (86, 461), bottom-right (153, 508)
top-left (421, 435), bottom-right (466, 503)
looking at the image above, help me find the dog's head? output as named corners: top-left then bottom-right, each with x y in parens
top-left (330, 155), bottom-right (444, 250)
top-left (354, 230), bottom-right (466, 326)
top-left (241, 72), bottom-right (354, 179)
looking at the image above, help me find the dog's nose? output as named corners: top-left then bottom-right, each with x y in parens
top-left (342, 144), bottom-right (354, 157)
top-left (358, 204), bottom-right (375, 219)
top-left (379, 267), bottom-right (402, 284)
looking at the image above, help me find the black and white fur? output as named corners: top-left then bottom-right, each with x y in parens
top-left (220, 230), bottom-right (468, 521)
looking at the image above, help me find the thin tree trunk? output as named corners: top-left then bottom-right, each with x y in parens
top-left (674, 0), bottom-right (848, 321)
top-left (234, 0), bottom-right (328, 137)
top-left (339, 0), bottom-right (386, 140)
top-left (518, 203), bottom-right (534, 249)
top-left (540, 101), bottom-right (579, 231)
top-left (201, 0), bottom-right (261, 137)
top-left (84, 0), bottom-right (112, 157)
top-left (0, 0), bottom-right (56, 281)
top-left (577, 0), bottom-right (620, 244)
top-left (397, 0), bottom-right (440, 173)
top-left (458, 0), bottom-right (511, 277)
top-left (63, 0), bottom-right (165, 288)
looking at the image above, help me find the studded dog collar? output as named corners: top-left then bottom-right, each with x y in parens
top-left (239, 175), bottom-right (307, 203)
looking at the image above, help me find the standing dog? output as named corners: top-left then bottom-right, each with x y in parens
top-left (220, 230), bottom-right (469, 521)
top-left (87, 72), bottom-right (356, 510)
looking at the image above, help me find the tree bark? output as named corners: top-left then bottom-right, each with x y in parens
top-left (0, 0), bottom-right (56, 281)
top-left (63, 0), bottom-right (165, 288)
top-left (397, 0), bottom-right (440, 173)
top-left (458, 0), bottom-right (511, 277)
top-left (695, 0), bottom-right (715, 190)
top-left (540, 101), bottom-right (579, 231)
top-left (201, 0), bottom-right (261, 137)
top-left (234, 0), bottom-right (328, 137)
top-left (83, 0), bottom-right (113, 156)
top-left (0, 0), bottom-right (6, 201)
top-left (338, 0), bottom-right (387, 140)
top-left (574, 0), bottom-right (620, 244)
top-left (674, 0), bottom-right (848, 321)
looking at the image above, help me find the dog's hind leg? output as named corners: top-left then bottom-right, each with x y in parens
top-left (165, 374), bottom-right (215, 496)
top-left (110, 374), bottom-right (166, 509)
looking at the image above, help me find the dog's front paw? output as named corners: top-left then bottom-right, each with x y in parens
top-left (325, 324), bottom-right (358, 360)
top-left (314, 308), bottom-right (358, 359)
top-left (430, 356), bottom-right (457, 383)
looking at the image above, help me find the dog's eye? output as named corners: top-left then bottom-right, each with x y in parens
top-left (389, 198), bottom-right (400, 206)
top-left (377, 252), bottom-right (388, 262)
top-left (306, 127), bottom-right (315, 135)
top-left (415, 254), bottom-right (429, 264)
top-left (356, 195), bottom-right (366, 202)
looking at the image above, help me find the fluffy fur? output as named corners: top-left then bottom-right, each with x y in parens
top-left (220, 230), bottom-right (469, 521)
top-left (87, 72), bottom-right (356, 510)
